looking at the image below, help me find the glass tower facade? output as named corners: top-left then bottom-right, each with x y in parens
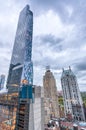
top-left (6, 5), bottom-right (33, 93)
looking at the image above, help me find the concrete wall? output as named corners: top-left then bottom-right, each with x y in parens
top-left (34, 97), bottom-right (44, 130)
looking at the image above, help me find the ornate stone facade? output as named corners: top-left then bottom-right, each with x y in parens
top-left (43, 68), bottom-right (59, 124)
top-left (61, 67), bottom-right (85, 121)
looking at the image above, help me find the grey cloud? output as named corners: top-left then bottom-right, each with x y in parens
top-left (40, 34), bottom-right (63, 46)
top-left (13, 0), bottom-right (29, 7)
top-left (30, 0), bottom-right (86, 36)
top-left (33, 35), bottom-right (78, 69)
top-left (73, 57), bottom-right (86, 72)
top-left (30, 0), bottom-right (74, 13)
top-left (33, 57), bottom-right (55, 67)
top-left (77, 72), bottom-right (86, 79)
top-left (0, 42), bottom-right (4, 47)
top-left (33, 34), bottom-right (64, 52)
top-left (76, 63), bottom-right (86, 71)
top-left (30, 0), bottom-right (83, 23)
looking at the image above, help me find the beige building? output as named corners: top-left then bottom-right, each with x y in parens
top-left (43, 68), bottom-right (59, 124)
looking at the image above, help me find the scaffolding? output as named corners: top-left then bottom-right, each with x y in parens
top-left (15, 84), bottom-right (34, 130)
top-left (15, 99), bottom-right (30, 130)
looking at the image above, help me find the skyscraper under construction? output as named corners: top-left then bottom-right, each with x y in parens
top-left (0, 5), bottom-right (34, 130)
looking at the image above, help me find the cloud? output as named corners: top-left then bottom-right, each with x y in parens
top-left (30, 0), bottom-right (74, 18)
top-left (30, 0), bottom-right (86, 24)
top-left (33, 34), bottom-right (64, 51)
top-left (73, 57), bottom-right (86, 71)
top-left (39, 34), bottom-right (63, 46)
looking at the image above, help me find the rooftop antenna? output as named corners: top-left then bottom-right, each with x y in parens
top-left (69, 66), bottom-right (71, 70)
top-left (62, 68), bottom-right (64, 72)
top-left (46, 65), bottom-right (50, 71)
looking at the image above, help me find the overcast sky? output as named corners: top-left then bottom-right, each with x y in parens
top-left (0, 0), bottom-right (86, 91)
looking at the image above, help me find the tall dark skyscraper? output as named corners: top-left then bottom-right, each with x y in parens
top-left (5, 5), bottom-right (35, 130)
top-left (6, 5), bottom-right (33, 93)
